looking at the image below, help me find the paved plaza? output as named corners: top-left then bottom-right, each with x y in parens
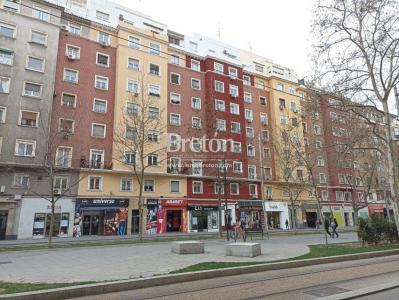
top-left (0, 233), bottom-right (357, 283)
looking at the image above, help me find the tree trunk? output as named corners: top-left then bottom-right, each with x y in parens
top-left (382, 101), bottom-right (399, 236)
top-left (48, 199), bottom-right (55, 248)
top-left (138, 189), bottom-right (144, 241)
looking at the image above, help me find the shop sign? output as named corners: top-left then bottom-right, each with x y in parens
top-left (263, 201), bottom-right (287, 212)
top-left (368, 204), bottom-right (384, 213)
top-left (238, 200), bottom-right (263, 207)
top-left (146, 199), bottom-right (158, 206)
top-left (188, 206), bottom-right (218, 211)
top-left (162, 199), bottom-right (187, 207)
top-left (46, 205), bottom-right (61, 211)
top-left (76, 198), bottom-right (129, 208)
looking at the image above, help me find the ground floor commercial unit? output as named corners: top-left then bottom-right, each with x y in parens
top-left (263, 201), bottom-right (290, 230)
top-left (0, 196), bottom-right (18, 240)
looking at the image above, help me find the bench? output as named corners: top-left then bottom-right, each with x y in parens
top-left (171, 241), bottom-right (205, 254)
top-left (226, 242), bottom-right (261, 257)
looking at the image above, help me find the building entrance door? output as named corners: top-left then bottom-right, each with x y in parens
top-left (131, 210), bottom-right (140, 234)
top-left (0, 210), bottom-right (8, 240)
top-left (167, 210), bottom-right (181, 232)
top-left (82, 215), bottom-right (100, 235)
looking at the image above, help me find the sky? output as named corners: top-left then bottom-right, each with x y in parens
top-left (115, 0), bottom-right (315, 79)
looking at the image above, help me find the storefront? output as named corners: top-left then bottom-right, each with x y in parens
top-left (343, 206), bottom-right (355, 226)
top-left (358, 206), bottom-right (369, 218)
top-left (237, 200), bottom-right (264, 229)
top-left (368, 204), bottom-right (385, 217)
top-left (0, 197), bottom-right (17, 240)
top-left (74, 198), bottom-right (128, 236)
top-left (145, 199), bottom-right (159, 235)
top-left (302, 204), bottom-right (319, 228)
top-left (17, 197), bottom-right (75, 239)
top-left (157, 199), bottom-right (187, 234)
top-left (322, 205), bottom-right (344, 227)
top-left (187, 201), bottom-right (218, 232)
top-left (263, 201), bottom-right (289, 230)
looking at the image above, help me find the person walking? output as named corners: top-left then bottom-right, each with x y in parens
top-left (234, 218), bottom-right (247, 242)
top-left (285, 219), bottom-right (289, 230)
top-left (331, 218), bottom-right (339, 238)
top-left (324, 218), bottom-right (331, 237)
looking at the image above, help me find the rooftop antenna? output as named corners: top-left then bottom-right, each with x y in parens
top-left (217, 22), bottom-right (221, 40)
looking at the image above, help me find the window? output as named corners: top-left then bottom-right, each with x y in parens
top-left (170, 55), bottom-right (179, 65)
top-left (228, 67), bottom-right (238, 78)
top-left (69, 24), bottom-right (81, 36)
top-left (192, 117), bottom-right (202, 129)
top-left (216, 119), bottom-right (226, 131)
top-left (276, 82), bottom-right (284, 91)
top-left (231, 122), bottom-right (240, 134)
top-left (314, 125), bottom-right (321, 135)
top-left (262, 130), bottom-right (269, 141)
top-left (248, 166), bottom-right (256, 179)
top-left (279, 98), bottom-right (286, 109)
top-left (0, 22), bottom-right (16, 38)
top-left (128, 57), bottom-right (140, 70)
top-left (280, 115), bottom-right (288, 125)
top-left (230, 103), bottom-right (239, 115)
top-left (19, 110), bottom-right (38, 127)
top-left (193, 181), bottom-right (203, 193)
top-left (126, 102), bottom-right (139, 115)
top-left (316, 141), bottom-right (322, 149)
top-left (246, 127), bottom-right (254, 138)
top-left (0, 49), bottom-right (13, 65)
top-left (149, 85), bottom-right (160, 96)
top-left (63, 69), bottom-right (78, 83)
top-left (128, 36), bottom-right (140, 49)
top-left (66, 45), bottom-right (80, 59)
top-left (0, 77), bottom-right (10, 93)
top-left (290, 101), bottom-right (297, 112)
top-left (321, 190), bottom-right (328, 201)
top-left (147, 129), bottom-right (159, 142)
top-left (191, 59), bottom-right (200, 71)
top-left (259, 96), bottom-right (267, 106)
top-left (92, 123), bottom-right (106, 138)
top-left (93, 99), bottom-right (107, 113)
top-left (317, 157), bottom-right (325, 167)
top-left (15, 139), bottom-right (36, 157)
top-left (263, 167), bottom-right (272, 180)
top-left (54, 176), bottom-right (69, 191)
top-left (243, 75), bottom-right (251, 85)
top-left (214, 62), bottom-right (224, 73)
top-left (170, 93), bottom-right (181, 105)
top-left (288, 86), bottom-right (296, 94)
top-left (88, 176), bottom-right (102, 190)
top-left (191, 78), bottom-right (201, 90)
top-left (263, 148), bottom-right (271, 158)
top-left (59, 118), bottom-right (74, 134)
top-left (215, 99), bottom-right (225, 111)
top-left (230, 183), bottom-right (239, 195)
top-left (127, 80), bottom-right (139, 93)
top-left (249, 184), bottom-right (257, 196)
top-left (170, 73), bottom-right (180, 84)
top-left (144, 180), bottom-right (155, 192)
top-left (32, 6), bottom-right (50, 22)
top-left (56, 147), bottom-right (72, 167)
top-left (229, 85), bottom-right (238, 97)
top-left (61, 93), bottom-right (76, 107)
top-left (214, 182), bottom-right (224, 195)
top-left (265, 186), bottom-right (273, 198)
top-left (149, 63), bottom-right (160, 76)
top-left (169, 136), bottom-right (181, 152)
top-left (0, 107), bottom-right (6, 123)
top-left (14, 174), bottom-right (29, 188)
top-left (170, 180), bottom-right (180, 192)
top-left (336, 191), bottom-right (344, 201)
top-left (170, 113), bottom-right (181, 126)
top-left (149, 42), bottom-right (160, 55)
top-left (124, 152), bottom-right (135, 164)
top-left (232, 141), bottom-right (241, 153)
top-left (245, 109), bottom-right (253, 121)
top-left (95, 76), bottom-right (109, 90)
top-left (233, 161), bottom-right (243, 173)
top-left (148, 154), bottom-right (158, 166)
top-left (191, 97), bottom-right (201, 109)
top-left (189, 41), bottom-right (198, 52)
top-left (191, 138), bottom-right (202, 151)
top-left (244, 92), bottom-right (252, 103)
top-left (254, 63), bottom-right (264, 73)
top-left (214, 80), bottom-right (224, 92)
top-left (247, 145), bottom-right (255, 156)
top-left (148, 107), bottom-right (160, 119)
top-left (260, 113), bottom-right (268, 125)
top-left (121, 178), bottom-right (132, 191)
top-left (90, 149), bottom-right (104, 168)
top-left (98, 31), bottom-right (109, 44)
top-left (26, 56), bottom-right (44, 72)
top-left (23, 82), bottom-right (42, 97)
top-left (96, 10), bottom-right (110, 22)
top-left (125, 126), bottom-right (137, 140)
top-left (2, 0), bottom-right (20, 13)
top-left (319, 173), bottom-right (327, 183)
top-left (192, 160), bottom-right (203, 176)
top-left (96, 53), bottom-right (109, 67)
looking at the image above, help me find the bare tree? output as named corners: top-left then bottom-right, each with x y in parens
top-left (312, 0), bottom-right (399, 234)
top-left (113, 73), bottom-right (166, 240)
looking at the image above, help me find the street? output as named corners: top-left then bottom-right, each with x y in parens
top-left (73, 254), bottom-right (399, 300)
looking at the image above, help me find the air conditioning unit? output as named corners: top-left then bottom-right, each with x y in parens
top-left (0, 185), bottom-right (5, 193)
top-left (61, 25), bottom-right (70, 32)
top-left (100, 40), bottom-right (109, 47)
top-left (250, 194), bottom-right (257, 199)
top-left (246, 118), bottom-right (253, 123)
top-left (67, 54), bottom-right (76, 60)
top-left (54, 189), bottom-right (61, 195)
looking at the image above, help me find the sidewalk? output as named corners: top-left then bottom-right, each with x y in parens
top-left (0, 233), bottom-right (358, 283)
top-left (0, 228), bottom-right (357, 246)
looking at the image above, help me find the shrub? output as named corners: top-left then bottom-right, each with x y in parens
top-left (357, 215), bottom-right (398, 245)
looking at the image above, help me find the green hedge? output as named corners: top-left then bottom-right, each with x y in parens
top-left (358, 215), bottom-right (398, 245)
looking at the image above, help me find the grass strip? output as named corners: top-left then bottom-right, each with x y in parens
top-left (0, 281), bottom-right (94, 295)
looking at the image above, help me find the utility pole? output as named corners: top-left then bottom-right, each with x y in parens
top-left (223, 159), bottom-right (230, 241)
top-left (258, 134), bottom-right (270, 239)
top-left (217, 167), bottom-right (223, 238)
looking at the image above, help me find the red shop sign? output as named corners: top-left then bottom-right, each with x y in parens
top-left (162, 199), bottom-right (187, 207)
top-left (368, 204), bottom-right (384, 213)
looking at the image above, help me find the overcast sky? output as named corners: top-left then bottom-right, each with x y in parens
top-left (115, 0), bottom-right (315, 78)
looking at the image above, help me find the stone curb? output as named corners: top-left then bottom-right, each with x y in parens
top-left (1, 248), bottom-right (398, 300)
top-left (318, 281), bottom-right (399, 299)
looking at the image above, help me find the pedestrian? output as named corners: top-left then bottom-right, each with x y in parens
top-left (234, 218), bottom-right (247, 242)
top-left (324, 218), bottom-right (331, 237)
top-left (285, 219), bottom-right (289, 230)
top-left (331, 218), bottom-right (339, 238)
